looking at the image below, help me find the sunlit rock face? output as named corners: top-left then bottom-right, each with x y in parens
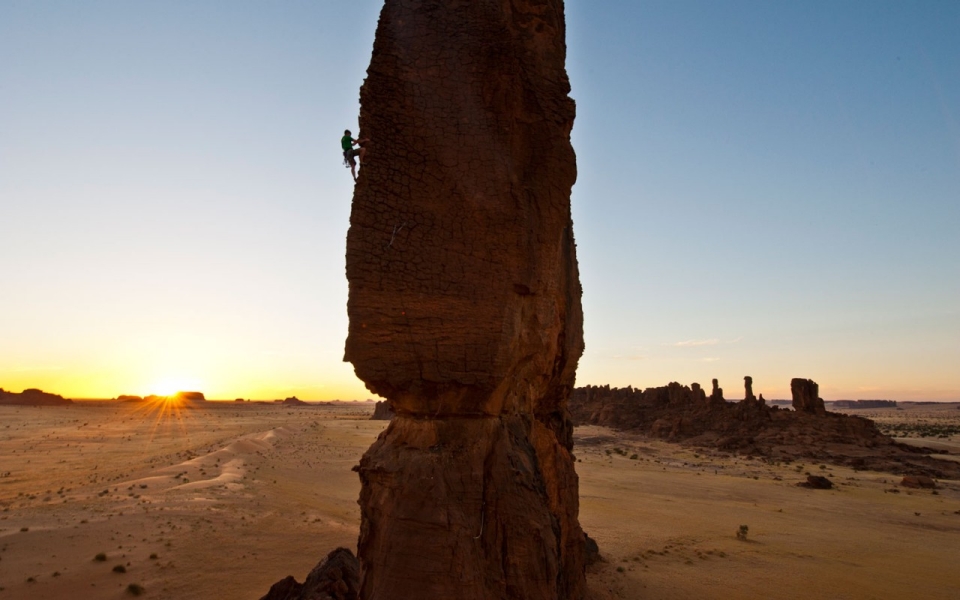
top-left (343, 0), bottom-right (585, 598)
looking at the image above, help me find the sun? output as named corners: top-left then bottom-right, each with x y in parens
top-left (150, 377), bottom-right (202, 398)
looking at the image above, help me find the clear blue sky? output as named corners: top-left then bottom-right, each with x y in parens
top-left (1, 1), bottom-right (957, 401)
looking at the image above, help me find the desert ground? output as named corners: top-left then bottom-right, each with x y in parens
top-left (1, 402), bottom-right (958, 599)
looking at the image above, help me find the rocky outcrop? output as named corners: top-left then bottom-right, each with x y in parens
top-left (900, 475), bottom-right (936, 489)
top-left (0, 388), bottom-right (72, 406)
top-left (799, 475), bottom-right (834, 489)
top-left (370, 401), bottom-right (393, 421)
top-left (279, 397), bottom-right (308, 406)
top-left (173, 391), bottom-right (206, 402)
top-left (710, 378), bottom-right (724, 401)
top-left (791, 378), bottom-right (825, 416)
top-left (569, 379), bottom-right (960, 479)
top-left (344, 1), bottom-right (585, 598)
top-left (259, 547), bottom-right (359, 600)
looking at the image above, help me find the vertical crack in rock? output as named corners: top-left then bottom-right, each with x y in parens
top-left (344, 1), bottom-right (585, 598)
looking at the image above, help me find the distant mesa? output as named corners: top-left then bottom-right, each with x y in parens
top-left (235, 398), bottom-right (246, 403)
top-left (0, 388), bottom-right (72, 406)
top-left (278, 397), bottom-right (308, 406)
top-left (174, 391), bottom-right (205, 402)
top-left (116, 395), bottom-right (144, 402)
top-left (833, 400), bottom-right (898, 409)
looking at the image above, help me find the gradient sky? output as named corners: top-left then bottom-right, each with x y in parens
top-left (1, 1), bottom-right (957, 401)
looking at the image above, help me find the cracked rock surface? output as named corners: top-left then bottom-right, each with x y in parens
top-left (344, 1), bottom-right (586, 598)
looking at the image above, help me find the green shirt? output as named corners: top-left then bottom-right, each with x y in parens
top-left (341, 135), bottom-right (353, 152)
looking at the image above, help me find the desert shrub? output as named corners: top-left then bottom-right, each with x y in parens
top-left (113, 564), bottom-right (127, 573)
top-left (736, 525), bottom-right (749, 541)
top-left (126, 583), bottom-right (146, 596)
top-left (94, 552), bottom-right (107, 562)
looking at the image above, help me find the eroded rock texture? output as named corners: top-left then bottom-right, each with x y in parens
top-left (344, 1), bottom-right (584, 599)
top-left (791, 378), bottom-right (826, 416)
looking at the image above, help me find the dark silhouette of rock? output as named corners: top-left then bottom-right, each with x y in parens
top-left (900, 475), bottom-right (936, 489)
top-left (791, 378), bottom-right (825, 416)
top-left (0, 388), bottom-right (72, 406)
top-left (370, 400), bottom-right (393, 421)
top-left (116, 395), bottom-right (143, 402)
top-left (799, 475), bottom-right (834, 489)
top-left (173, 391), bottom-right (205, 402)
top-left (260, 576), bottom-right (301, 600)
top-left (744, 376), bottom-right (756, 401)
top-left (569, 379), bottom-right (960, 479)
top-left (711, 378), bottom-right (724, 401)
top-left (280, 397), bottom-right (308, 406)
top-left (343, 1), bottom-right (585, 598)
top-left (260, 547), bottom-right (359, 600)
top-left (584, 533), bottom-right (601, 566)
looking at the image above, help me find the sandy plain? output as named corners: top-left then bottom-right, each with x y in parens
top-left (1, 402), bottom-right (958, 599)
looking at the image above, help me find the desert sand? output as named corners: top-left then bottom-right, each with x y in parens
top-left (1, 402), bottom-right (958, 599)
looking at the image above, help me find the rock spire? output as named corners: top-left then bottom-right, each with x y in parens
top-left (344, 1), bottom-right (585, 598)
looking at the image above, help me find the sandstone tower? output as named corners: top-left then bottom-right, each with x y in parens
top-left (344, 1), bottom-right (585, 598)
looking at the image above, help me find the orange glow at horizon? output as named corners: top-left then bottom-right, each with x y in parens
top-left (149, 377), bottom-right (204, 398)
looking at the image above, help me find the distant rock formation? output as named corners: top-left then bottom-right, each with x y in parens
top-left (569, 379), bottom-right (960, 479)
top-left (341, 0), bottom-right (586, 597)
top-left (0, 388), bottom-right (72, 406)
top-left (279, 397), bottom-right (308, 406)
top-left (791, 378), bottom-right (825, 416)
top-left (116, 395), bottom-right (143, 402)
top-left (259, 547), bottom-right (359, 600)
top-left (833, 400), bottom-right (898, 409)
top-left (370, 400), bottom-right (393, 421)
top-left (174, 391), bottom-right (205, 402)
top-left (711, 378), bottom-right (724, 401)
top-left (744, 376), bottom-right (756, 401)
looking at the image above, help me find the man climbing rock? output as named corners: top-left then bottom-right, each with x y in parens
top-left (341, 129), bottom-right (368, 182)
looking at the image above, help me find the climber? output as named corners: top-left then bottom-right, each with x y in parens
top-left (341, 129), bottom-right (368, 182)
